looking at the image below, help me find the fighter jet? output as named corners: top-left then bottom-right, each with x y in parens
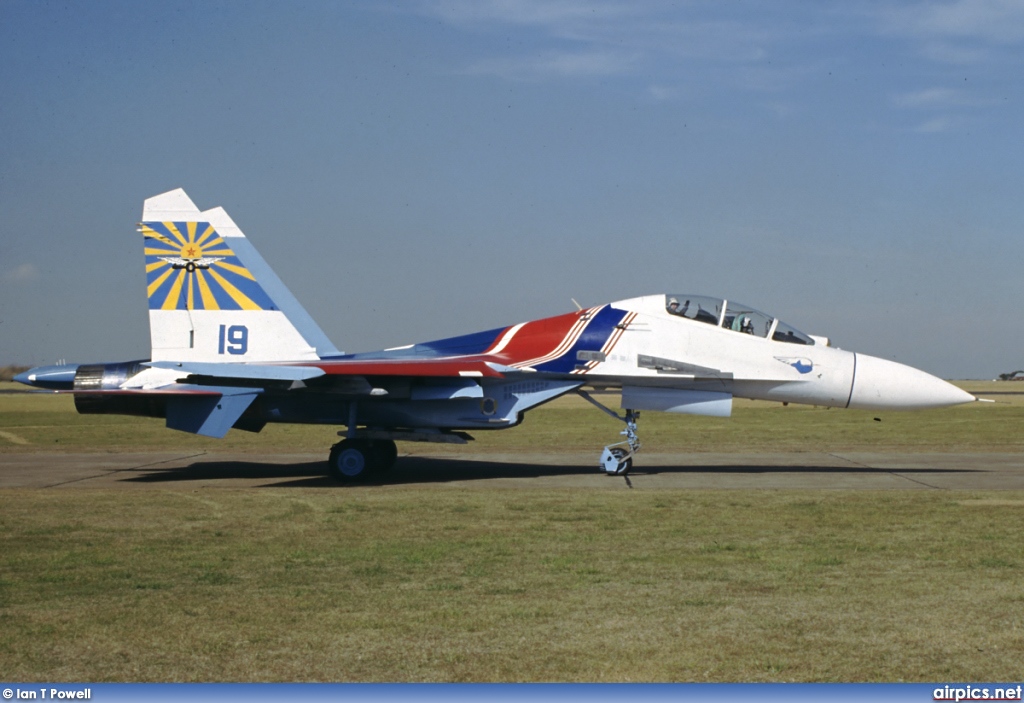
top-left (15, 189), bottom-right (977, 480)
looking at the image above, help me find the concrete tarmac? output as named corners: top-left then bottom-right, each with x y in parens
top-left (1, 450), bottom-right (1023, 490)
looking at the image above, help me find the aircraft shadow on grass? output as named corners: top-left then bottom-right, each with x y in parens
top-left (121, 456), bottom-right (976, 488)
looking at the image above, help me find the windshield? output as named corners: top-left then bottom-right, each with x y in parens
top-left (665, 294), bottom-right (814, 345)
top-left (722, 301), bottom-right (773, 338)
top-left (772, 321), bottom-right (814, 345)
top-left (664, 295), bottom-right (722, 325)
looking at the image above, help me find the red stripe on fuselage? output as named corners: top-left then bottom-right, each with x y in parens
top-left (488, 309), bottom-right (594, 366)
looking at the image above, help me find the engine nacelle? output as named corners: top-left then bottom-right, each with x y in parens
top-left (72, 360), bottom-right (165, 418)
top-left (620, 386), bottom-right (733, 417)
top-left (72, 360), bottom-right (148, 391)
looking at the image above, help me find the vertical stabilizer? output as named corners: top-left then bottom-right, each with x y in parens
top-left (141, 188), bottom-right (340, 362)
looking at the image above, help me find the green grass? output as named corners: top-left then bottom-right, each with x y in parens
top-left (1, 381), bottom-right (1021, 453)
top-left (1, 488), bottom-right (1022, 681)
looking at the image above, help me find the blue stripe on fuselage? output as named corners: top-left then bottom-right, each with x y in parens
top-left (532, 305), bottom-right (628, 373)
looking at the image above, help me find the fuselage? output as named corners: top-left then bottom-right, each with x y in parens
top-left (16, 292), bottom-right (975, 432)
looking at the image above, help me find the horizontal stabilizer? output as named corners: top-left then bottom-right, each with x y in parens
top-left (164, 384), bottom-right (262, 438)
top-left (145, 361), bottom-right (324, 383)
top-left (53, 387), bottom-right (226, 396)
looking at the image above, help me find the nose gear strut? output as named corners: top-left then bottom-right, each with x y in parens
top-left (577, 390), bottom-right (641, 475)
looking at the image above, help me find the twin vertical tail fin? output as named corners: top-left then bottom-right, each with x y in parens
top-left (142, 189), bottom-right (340, 363)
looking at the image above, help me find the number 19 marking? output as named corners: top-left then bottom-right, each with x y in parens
top-left (218, 325), bottom-right (249, 355)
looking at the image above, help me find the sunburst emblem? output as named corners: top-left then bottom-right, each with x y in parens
top-left (141, 221), bottom-right (275, 311)
top-left (157, 240), bottom-right (224, 272)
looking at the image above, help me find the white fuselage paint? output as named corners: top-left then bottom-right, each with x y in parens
top-left (585, 295), bottom-right (971, 411)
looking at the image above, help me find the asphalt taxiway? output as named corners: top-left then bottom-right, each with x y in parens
top-left (1, 450), bottom-right (1023, 489)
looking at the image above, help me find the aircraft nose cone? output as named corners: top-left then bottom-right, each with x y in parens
top-left (848, 353), bottom-right (975, 410)
top-left (13, 370), bottom-right (33, 385)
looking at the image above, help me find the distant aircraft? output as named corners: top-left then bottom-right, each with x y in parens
top-left (16, 189), bottom-right (977, 479)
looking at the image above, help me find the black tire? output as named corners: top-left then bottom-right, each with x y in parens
top-left (370, 439), bottom-right (398, 471)
top-left (609, 447), bottom-right (632, 476)
top-left (328, 439), bottom-right (372, 481)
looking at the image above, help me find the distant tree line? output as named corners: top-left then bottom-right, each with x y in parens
top-left (0, 365), bottom-right (30, 382)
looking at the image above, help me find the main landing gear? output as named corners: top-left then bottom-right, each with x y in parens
top-left (327, 438), bottom-right (398, 481)
top-left (326, 404), bottom-right (474, 482)
top-left (577, 391), bottom-right (641, 476)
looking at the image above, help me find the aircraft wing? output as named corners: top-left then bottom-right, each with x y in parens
top-left (94, 358), bottom-right (516, 437)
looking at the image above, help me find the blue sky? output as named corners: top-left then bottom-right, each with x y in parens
top-left (1, 0), bottom-right (1021, 378)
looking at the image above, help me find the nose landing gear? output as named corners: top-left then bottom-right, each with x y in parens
top-left (578, 391), bottom-right (641, 475)
top-left (598, 409), bottom-right (640, 475)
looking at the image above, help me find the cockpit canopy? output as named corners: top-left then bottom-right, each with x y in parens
top-left (665, 295), bottom-right (814, 345)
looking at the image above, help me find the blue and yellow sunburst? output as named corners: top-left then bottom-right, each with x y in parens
top-left (141, 221), bottom-right (276, 311)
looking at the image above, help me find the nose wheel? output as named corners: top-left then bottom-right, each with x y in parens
top-left (601, 447), bottom-right (632, 475)
top-left (578, 391), bottom-right (641, 475)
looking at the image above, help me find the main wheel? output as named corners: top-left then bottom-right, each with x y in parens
top-left (328, 439), bottom-right (372, 481)
top-left (369, 439), bottom-right (398, 471)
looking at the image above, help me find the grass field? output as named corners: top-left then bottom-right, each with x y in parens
top-left (1, 381), bottom-right (1022, 682)
top-left (1, 489), bottom-right (1022, 681)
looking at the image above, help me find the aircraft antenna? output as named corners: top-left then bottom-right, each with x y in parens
top-left (571, 298), bottom-right (583, 311)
